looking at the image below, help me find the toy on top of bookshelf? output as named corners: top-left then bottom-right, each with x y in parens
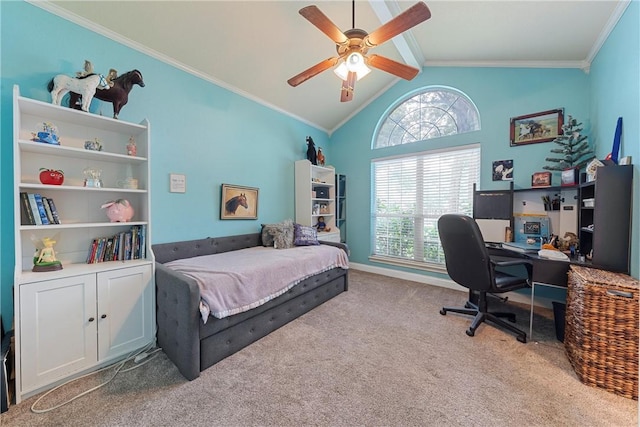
top-left (31, 235), bottom-right (63, 272)
top-left (49, 72), bottom-right (110, 112)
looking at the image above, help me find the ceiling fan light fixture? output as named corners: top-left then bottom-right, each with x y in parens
top-left (333, 53), bottom-right (371, 81)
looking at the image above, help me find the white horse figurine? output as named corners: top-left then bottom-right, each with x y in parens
top-left (50, 74), bottom-right (110, 112)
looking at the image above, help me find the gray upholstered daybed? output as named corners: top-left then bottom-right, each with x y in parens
top-left (153, 233), bottom-right (349, 380)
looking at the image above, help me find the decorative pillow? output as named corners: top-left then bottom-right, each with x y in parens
top-left (294, 223), bottom-right (320, 246)
top-left (267, 219), bottom-right (295, 249)
top-left (261, 224), bottom-right (277, 247)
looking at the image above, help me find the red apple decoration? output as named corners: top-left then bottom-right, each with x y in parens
top-left (39, 168), bottom-right (64, 185)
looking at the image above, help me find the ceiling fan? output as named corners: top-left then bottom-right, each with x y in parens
top-left (287, 1), bottom-right (431, 102)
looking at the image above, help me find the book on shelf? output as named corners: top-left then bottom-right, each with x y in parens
top-left (41, 197), bottom-right (55, 224)
top-left (85, 226), bottom-right (147, 263)
top-left (33, 194), bottom-right (50, 225)
top-left (20, 192), bottom-right (35, 225)
top-left (27, 193), bottom-right (42, 225)
top-left (86, 239), bottom-right (98, 264)
top-left (46, 197), bottom-right (61, 224)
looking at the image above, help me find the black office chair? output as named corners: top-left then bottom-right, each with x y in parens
top-left (438, 214), bottom-right (532, 343)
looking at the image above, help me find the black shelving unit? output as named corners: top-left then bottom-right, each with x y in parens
top-left (578, 165), bottom-right (633, 273)
top-left (335, 174), bottom-right (346, 243)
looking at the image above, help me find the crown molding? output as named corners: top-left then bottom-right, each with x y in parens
top-left (26, 0), bottom-right (330, 135)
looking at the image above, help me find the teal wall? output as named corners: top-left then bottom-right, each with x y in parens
top-left (1, 1), bottom-right (638, 328)
top-left (588, 1), bottom-right (639, 278)
top-left (0, 1), bottom-right (329, 328)
top-left (330, 67), bottom-right (590, 269)
top-left (330, 1), bottom-right (639, 280)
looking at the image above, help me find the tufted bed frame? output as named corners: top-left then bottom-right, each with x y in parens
top-left (153, 233), bottom-right (349, 380)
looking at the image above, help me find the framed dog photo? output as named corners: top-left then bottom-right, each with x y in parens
top-left (220, 184), bottom-right (258, 219)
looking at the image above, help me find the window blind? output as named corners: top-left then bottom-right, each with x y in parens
top-left (372, 145), bottom-right (480, 266)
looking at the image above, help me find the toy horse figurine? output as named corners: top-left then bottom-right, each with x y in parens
top-left (49, 74), bottom-right (110, 112)
top-left (317, 148), bottom-right (325, 166)
top-left (225, 194), bottom-right (248, 215)
top-left (69, 69), bottom-right (145, 119)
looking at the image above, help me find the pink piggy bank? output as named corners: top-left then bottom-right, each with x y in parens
top-left (101, 199), bottom-right (134, 222)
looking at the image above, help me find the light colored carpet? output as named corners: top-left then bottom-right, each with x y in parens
top-left (2, 270), bottom-right (637, 426)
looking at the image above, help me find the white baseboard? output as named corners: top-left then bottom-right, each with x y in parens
top-left (349, 262), bottom-right (556, 309)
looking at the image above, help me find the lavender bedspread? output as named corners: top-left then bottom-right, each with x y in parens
top-left (164, 245), bottom-right (349, 322)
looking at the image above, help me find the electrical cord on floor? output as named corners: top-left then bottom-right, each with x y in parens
top-left (30, 342), bottom-right (161, 414)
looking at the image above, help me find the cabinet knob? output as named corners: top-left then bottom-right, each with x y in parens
top-left (101, 314), bottom-right (107, 319)
top-left (88, 317), bottom-right (95, 322)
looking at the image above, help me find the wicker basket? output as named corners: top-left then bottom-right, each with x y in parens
top-left (565, 265), bottom-right (639, 400)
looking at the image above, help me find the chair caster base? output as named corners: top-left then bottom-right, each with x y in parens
top-left (439, 309), bottom-right (446, 315)
top-left (466, 328), bottom-right (475, 337)
top-left (517, 335), bottom-right (527, 344)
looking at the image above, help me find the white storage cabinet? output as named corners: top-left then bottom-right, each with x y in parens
top-left (12, 86), bottom-right (154, 402)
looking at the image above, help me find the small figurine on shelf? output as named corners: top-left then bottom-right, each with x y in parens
top-left (32, 122), bottom-right (60, 145)
top-left (127, 136), bottom-right (137, 156)
top-left (317, 147), bottom-right (325, 166)
top-left (101, 199), bottom-right (134, 222)
top-left (84, 138), bottom-right (103, 151)
top-left (315, 216), bottom-right (331, 232)
top-left (31, 236), bottom-right (63, 272)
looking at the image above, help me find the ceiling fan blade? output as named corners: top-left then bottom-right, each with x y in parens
top-left (340, 71), bottom-right (357, 102)
top-left (366, 2), bottom-right (431, 47)
top-left (299, 5), bottom-right (348, 45)
top-left (367, 54), bottom-right (420, 80)
top-left (288, 57), bottom-right (339, 87)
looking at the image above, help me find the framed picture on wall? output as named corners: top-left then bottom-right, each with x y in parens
top-left (220, 184), bottom-right (259, 219)
top-left (492, 159), bottom-right (513, 181)
top-left (510, 108), bottom-right (564, 146)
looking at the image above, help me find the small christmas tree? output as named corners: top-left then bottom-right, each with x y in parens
top-left (543, 116), bottom-right (593, 171)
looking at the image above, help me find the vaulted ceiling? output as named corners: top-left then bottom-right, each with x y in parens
top-left (40, 0), bottom-right (627, 134)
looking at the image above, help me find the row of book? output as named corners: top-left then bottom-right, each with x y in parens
top-left (20, 192), bottom-right (60, 225)
top-left (86, 225), bottom-right (147, 264)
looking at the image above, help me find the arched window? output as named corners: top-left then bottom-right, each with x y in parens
top-left (374, 86), bottom-right (480, 149)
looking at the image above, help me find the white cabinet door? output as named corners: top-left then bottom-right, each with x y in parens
top-left (19, 274), bottom-right (97, 393)
top-left (97, 265), bottom-right (153, 360)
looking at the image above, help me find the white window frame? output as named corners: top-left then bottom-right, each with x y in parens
top-left (373, 86), bottom-right (481, 149)
top-left (370, 144), bottom-right (481, 272)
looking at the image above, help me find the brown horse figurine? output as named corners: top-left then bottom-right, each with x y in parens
top-left (69, 70), bottom-right (145, 119)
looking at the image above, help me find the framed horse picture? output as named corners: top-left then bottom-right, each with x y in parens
top-left (510, 108), bottom-right (564, 146)
top-left (220, 184), bottom-right (258, 219)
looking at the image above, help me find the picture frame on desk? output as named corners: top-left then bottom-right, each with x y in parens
top-left (531, 171), bottom-right (552, 188)
top-left (561, 168), bottom-right (579, 187)
top-left (510, 108), bottom-right (564, 146)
